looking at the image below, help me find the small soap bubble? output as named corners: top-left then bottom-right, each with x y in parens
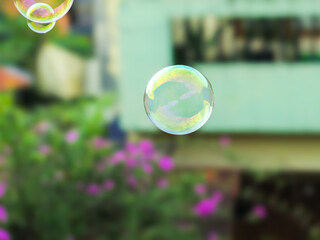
top-left (144, 65), bottom-right (214, 135)
top-left (27, 20), bottom-right (56, 34)
top-left (14, 0), bottom-right (73, 23)
top-left (26, 3), bottom-right (56, 34)
top-left (13, 0), bottom-right (73, 33)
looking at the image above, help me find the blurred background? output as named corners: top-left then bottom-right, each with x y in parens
top-left (1, 0), bottom-right (320, 240)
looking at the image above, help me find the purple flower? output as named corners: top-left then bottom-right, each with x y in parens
top-left (219, 135), bottom-right (231, 147)
top-left (109, 150), bottom-right (126, 165)
top-left (194, 184), bottom-right (206, 195)
top-left (65, 130), bottom-right (79, 143)
top-left (142, 164), bottom-right (153, 174)
top-left (38, 145), bottom-right (51, 155)
top-left (86, 183), bottom-right (101, 196)
top-left (252, 204), bottom-right (268, 219)
top-left (158, 156), bottom-right (174, 172)
top-left (207, 231), bottom-right (218, 240)
top-left (157, 178), bottom-right (169, 189)
top-left (0, 206), bottom-right (7, 222)
top-left (127, 176), bottom-right (137, 187)
top-left (0, 229), bottom-right (10, 240)
top-left (93, 137), bottom-right (110, 149)
top-left (0, 183), bottom-right (6, 198)
top-left (103, 180), bottom-right (115, 191)
top-left (66, 236), bottom-right (74, 240)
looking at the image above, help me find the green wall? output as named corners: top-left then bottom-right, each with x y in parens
top-left (118, 0), bottom-right (320, 134)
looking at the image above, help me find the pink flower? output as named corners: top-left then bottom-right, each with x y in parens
top-left (139, 140), bottom-right (155, 158)
top-left (207, 231), bottom-right (218, 240)
top-left (38, 145), bottom-right (51, 155)
top-left (103, 180), bottom-right (115, 191)
top-left (86, 183), bottom-right (101, 196)
top-left (158, 156), bottom-right (174, 172)
top-left (65, 130), bottom-right (79, 143)
top-left (109, 150), bottom-right (126, 165)
top-left (194, 192), bottom-right (223, 218)
top-left (126, 142), bottom-right (139, 156)
top-left (34, 121), bottom-right (50, 134)
top-left (193, 199), bottom-right (216, 217)
top-left (252, 204), bottom-right (267, 219)
top-left (142, 164), bottom-right (153, 174)
top-left (93, 137), bottom-right (110, 149)
top-left (219, 135), bottom-right (231, 147)
top-left (194, 184), bottom-right (206, 195)
top-left (0, 206), bottom-right (7, 222)
top-left (125, 157), bottom-right (137, 168)
top-left (0, 229), bottom-right (10, 240)
top-left (157, 178), bottom-right (169, 189)
top-left (0, 183), bottom-right (6, 198)
top-left (127, 176), bottom-right (137, 187)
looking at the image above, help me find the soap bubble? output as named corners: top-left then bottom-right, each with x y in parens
top-left (14, 0), bottom-right (73, 23)
top-left (27, 19), bottom-right (56, 34)
top-left (144, 65), bottom-right (214, 135)
top-left (13, 0), bottom-right (73, 33)
top-left (26, 3), bottom-right (56, 34)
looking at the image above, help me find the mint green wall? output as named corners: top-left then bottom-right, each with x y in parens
top-left (118, 0), bottom-right (320, 133)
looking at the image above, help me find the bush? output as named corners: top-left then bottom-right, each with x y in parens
top-left (0, 95), bottom-right (222, 240)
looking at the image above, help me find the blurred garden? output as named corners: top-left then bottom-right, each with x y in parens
top-left (1, 0), bottom-right (320, 240)
top-left (0, 93), bottom-right (226, 240)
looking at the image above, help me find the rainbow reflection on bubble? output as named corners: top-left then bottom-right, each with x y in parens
top-left (26, 3), bottom-right (56, 34)
top-left (13, 0), bottom-right (73, 33)
top-left (144, 65), bottom-right (214, 135)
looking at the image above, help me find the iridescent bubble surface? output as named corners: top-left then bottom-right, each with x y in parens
top-left (144, 65), bottom-right (214, 135)
top-left (14, 0), bottom-right (73, 23)
top-left (26, 3), bottom-right (56, 34)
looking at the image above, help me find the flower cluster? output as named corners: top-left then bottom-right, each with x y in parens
top-left (192, 184), bottom-right (223, 239)
top-left (3, 99), bottom-right (226, 240)
top-left (78, 139), bottom-right (175, 197)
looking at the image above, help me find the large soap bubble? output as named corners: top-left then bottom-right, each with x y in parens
top-left (13, 0), bottom-right (74, 33)
top-left (144, 65), bottom-right (214, 135)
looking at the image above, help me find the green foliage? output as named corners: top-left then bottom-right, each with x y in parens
top-left (0, 96), bottom-right (214, 240)
top-left (0, 11), bottom-right (93, 69)
top-left (0, 14), bottom-right (43, 68)
top-left (50, 33), bottom-right (93, 58)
